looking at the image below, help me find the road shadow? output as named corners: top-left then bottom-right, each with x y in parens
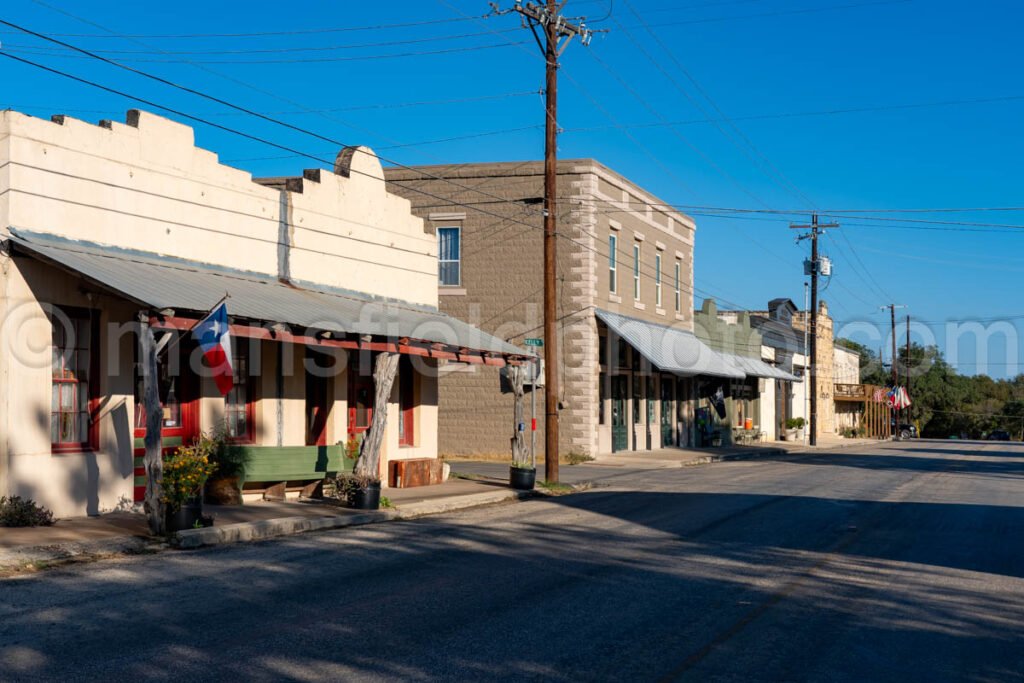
top-left (2, 476), bottom-right (1023, 681)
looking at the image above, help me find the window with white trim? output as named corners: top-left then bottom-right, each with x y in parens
top-left (437, 226), bottom-right (461, 287)
top-left (674, 260), bottom-right (682, 312)
top-left (633, 242), bottom-right (641, 300)
top-left (609, 234), bottom-right (617, 294)
top-left (655, 253), bottom-right (662, 307)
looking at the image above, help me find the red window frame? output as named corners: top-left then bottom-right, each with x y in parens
top-left (398, 356), bottom-right (415, 447)
top-left (225, 341), bottom-right (256, 444)
top-left (51, 306), bottom-right (100, 453)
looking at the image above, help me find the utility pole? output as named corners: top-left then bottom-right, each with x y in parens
top-left (880, 303), bottom-right (907, 436)
top-left (506, 1), bottom-right (594, 483)
top-left (906, 314), bottom-right (912, 426)
top-left (791, 214), bottom-right (838, 447)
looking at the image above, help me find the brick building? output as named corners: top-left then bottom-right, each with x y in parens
top-left (386, 159), bottom-right (762, 458)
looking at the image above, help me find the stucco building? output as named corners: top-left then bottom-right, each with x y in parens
top-left (0, 109), bottom-right (527, 517)
top-left (386, 159), bottom-right (796, 457)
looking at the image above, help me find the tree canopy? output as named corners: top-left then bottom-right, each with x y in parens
top-left (835, 338), bottom-right (1024, 439)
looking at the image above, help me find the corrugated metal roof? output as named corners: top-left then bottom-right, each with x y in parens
top-left (595, 309), bottom-right (744, 379)
top-left (722, 352), bottom-right (801, 382)
top-left (7, 229), bottom-right (531, 358)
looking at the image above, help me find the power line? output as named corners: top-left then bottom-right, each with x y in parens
top-left (7, 9), bottom-right (500, 38)
top-left (1, 90), bottom-right (543, 118)
top-left (4, 40), bottom-right (528, 65)
top-left (0, 18), bottom-right (552, 221)
top-left (1, 28), bottom-right (522, 55)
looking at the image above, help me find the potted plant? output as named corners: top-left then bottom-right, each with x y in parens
top-left (510, 455), bottom-right (536, 491)
top-left (784, 417), bottom-right (804, 441)
top-left (787, 417), bottom-right (806, 440)
top-left (202, 424), bottom-right (247, 505)
top-left (161, 441), bottom-right (218, 533)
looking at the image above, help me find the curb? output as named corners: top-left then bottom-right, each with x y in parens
top-left (174, 488), bottom-right (536, 550)
top-left (678, 447), bottom-right (786, 467)
top-left (0, 535), bottom-right (162, 576)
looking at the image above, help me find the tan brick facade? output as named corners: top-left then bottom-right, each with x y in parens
top-left (386, 160), bottom-right (696, 458)
top-left (794, 302), bottom-right (837, 436)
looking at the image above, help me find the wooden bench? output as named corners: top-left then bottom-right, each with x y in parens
top-left (230, 445), bottom-right (355, 500)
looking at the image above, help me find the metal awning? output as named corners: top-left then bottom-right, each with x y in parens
top-left (722, 352), bottom-right (801, 382)
top-left (6, 228), bottom-right (532, 360)
top-left (595, 309), bottom-right (744, 379)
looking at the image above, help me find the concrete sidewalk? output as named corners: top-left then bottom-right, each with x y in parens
top-left (0, 477), bottom-right (545, 574)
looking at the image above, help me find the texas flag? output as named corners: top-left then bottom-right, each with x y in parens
top-left (192, 303), bottom-right (234, 396)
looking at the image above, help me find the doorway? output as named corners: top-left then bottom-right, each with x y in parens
top-left (305, 349), bottom-right (333, 447)
top-left (611, 375), bottom-right (628, 452)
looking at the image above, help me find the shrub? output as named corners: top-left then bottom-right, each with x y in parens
top-left (203, 423), bottom-right (246, 480)
top-left (0, 496), bottom-right (55, 527)
top-left (564, 451), bottom-right (595, 465)
top-left (161, 442), bottom-right (218, 511)
top-left (785, 417), bottom-right (806, 430)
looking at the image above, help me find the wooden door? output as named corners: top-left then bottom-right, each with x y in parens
top-left (305, 352), bottom-right (332, 447)
top-left (348, 354), bottom-right (375, 436)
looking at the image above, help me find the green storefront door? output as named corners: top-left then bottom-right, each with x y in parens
top-left (611, 376), bottom-right (628, 452)
top-left (661, 377), bottom-right (674, 446)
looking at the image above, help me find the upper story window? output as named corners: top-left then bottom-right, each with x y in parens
top-left (51, 307), bottom-right (98, 452)
top-left (438, 226), bottom-right (461, 287)
top-left (609, 234), bottom-right (618, 294)
top-left (655, 253), bottom-right (663, 308)
top-left (674, 260), bottom-right (682, 312)
top-left (633, 243), bottom-right (641, 301)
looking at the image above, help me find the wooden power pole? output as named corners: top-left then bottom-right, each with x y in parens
top-left (881, 303), bottom-right (907, 435)
top-left (906, 314), bottom-right (912, 425)
top-left (791, 214), bottom-right (838, 447)
top-left (508, 1), bottom-right (594, 483)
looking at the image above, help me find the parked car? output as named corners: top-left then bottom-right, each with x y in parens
top-left (987, 430), bottom-right (1011, 441)
top-left (891, 421), bottom-right (918, 439)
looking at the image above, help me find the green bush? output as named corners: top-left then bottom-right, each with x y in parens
top-left (785, 417), bottom-right (806, 429)
top-left (0, 496), bottom-right (55, 527)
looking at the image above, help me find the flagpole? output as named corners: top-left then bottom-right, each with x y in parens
top-left (153, 292), bottom-right (232, 356)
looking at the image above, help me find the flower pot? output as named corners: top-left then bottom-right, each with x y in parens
top-left (784, 429), bottom-right (797, 441)
top-left (165, 501), bottom-right (204, 533)
top-left (350, 482), bottom-right (381, 510)
top-left (205, 476), bottom-right (242, 505)
top-left (509, 466), bottom-right (536, 491)
top-left (796, 428), bottom-right (805, 440)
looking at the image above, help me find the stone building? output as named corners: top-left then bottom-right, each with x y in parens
top-left (386, 159), bottom-right (753, 458)
top-left (791, 302), bottom-right (837, 440)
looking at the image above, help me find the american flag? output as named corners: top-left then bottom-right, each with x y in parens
top-left (873, 388), bottom-right (887, 403)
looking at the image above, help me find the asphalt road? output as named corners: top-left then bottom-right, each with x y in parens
top-left (3, 440), bottom-right (1024, 682)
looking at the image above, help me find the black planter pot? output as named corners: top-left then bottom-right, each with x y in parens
top-left (509, 466), bottom-right (536, 491)
top-left (350, 482), bottom-right (382, 510)
top-left (166, 502), bottom-right (203, 533)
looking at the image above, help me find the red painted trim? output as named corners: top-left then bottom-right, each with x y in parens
top-left (148, 315), bottom-right (531, 362)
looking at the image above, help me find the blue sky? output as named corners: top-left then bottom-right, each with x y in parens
top-left (2, 0), bottom-right (1023, 376)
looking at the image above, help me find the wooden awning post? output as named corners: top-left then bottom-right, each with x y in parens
top-left (138, 313), bottom-right (165, 534)
top-left (354, 351), bottom-right (400, 482)
top-left (509, 364), bottom-right (526, 466)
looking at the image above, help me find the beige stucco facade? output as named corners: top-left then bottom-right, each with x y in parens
top-left (386, 159), bottom-right (697, 458)
top-left (0, 109), bottom-right (462, 517)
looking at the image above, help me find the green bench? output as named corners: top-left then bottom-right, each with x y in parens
top-left (229, 445), bottom-right (355, 500)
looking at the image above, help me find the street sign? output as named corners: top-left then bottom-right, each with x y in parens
top-left (524, 338), bottom-right (544, 347)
